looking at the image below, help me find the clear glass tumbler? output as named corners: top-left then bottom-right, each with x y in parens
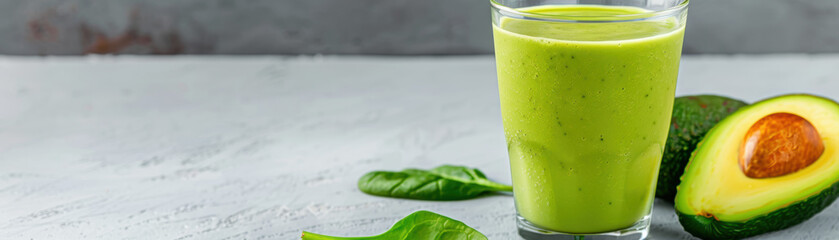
top-left (490, 0), bottom-right (688, 239)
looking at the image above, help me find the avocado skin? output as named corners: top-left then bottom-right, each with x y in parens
top-left (678, 180), bottom-right (839, 240)
top-left (656, 95), bottom-right (748, 201)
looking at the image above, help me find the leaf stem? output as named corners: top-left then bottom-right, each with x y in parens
top-left (301, 231), bottom-right (339, 240)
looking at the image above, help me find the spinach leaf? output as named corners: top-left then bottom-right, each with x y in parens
top-left (358, 165), bottom-right (512, 200)
top-left (301, 210), bottom-right (487, 240)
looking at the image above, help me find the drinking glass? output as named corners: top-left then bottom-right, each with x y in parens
top-left (490, 0), bottom-right (689, 239)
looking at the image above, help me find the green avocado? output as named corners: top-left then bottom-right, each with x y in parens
top-left (675, 94), bottom-right (839, 239)
top-left (656, 95), bottom-right (748, 200)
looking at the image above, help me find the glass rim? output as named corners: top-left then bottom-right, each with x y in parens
top-left (490, 0), bottom-right (689, 22)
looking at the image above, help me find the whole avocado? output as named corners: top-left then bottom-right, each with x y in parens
top-left (655, 95), bottom-right (748, 201)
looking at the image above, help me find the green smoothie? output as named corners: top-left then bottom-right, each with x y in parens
top-left (493, 5), bottom-right (685, 233)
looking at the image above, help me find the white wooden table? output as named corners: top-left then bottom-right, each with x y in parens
top-left (2, 55), bottom-right (839, 239)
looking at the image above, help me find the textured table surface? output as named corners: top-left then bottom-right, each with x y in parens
top-left (2, 55), bottom-right (839, 239)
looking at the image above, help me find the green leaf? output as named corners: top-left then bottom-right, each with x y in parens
top-left (301, 210), bottom-right (488, 240)
top-left (357, 165), bottom-right (512, 200)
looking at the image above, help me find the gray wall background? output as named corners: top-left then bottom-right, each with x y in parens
top-left (2, 0), bottom-right (839, 55)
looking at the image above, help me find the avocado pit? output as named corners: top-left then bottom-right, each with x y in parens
top-left (739, 113), bottom-right (824, 178)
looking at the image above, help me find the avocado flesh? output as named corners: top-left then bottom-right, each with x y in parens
top-left (675, 94), bottom-right (839, 239)
top-left (677, 181), bottom-right (839, 240)
top-left (657, 95), bottom-right (748, 200)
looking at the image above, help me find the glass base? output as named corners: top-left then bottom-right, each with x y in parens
top-left (516, 214), bottom-right (651, 240)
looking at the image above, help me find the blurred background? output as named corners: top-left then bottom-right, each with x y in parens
top-left (4, 0), bottom-right (839, 56)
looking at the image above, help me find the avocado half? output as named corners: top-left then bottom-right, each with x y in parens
top-left (656, 95), bottom-right (748, 201)
top-left (675, 94), bottom-right (839, 239)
